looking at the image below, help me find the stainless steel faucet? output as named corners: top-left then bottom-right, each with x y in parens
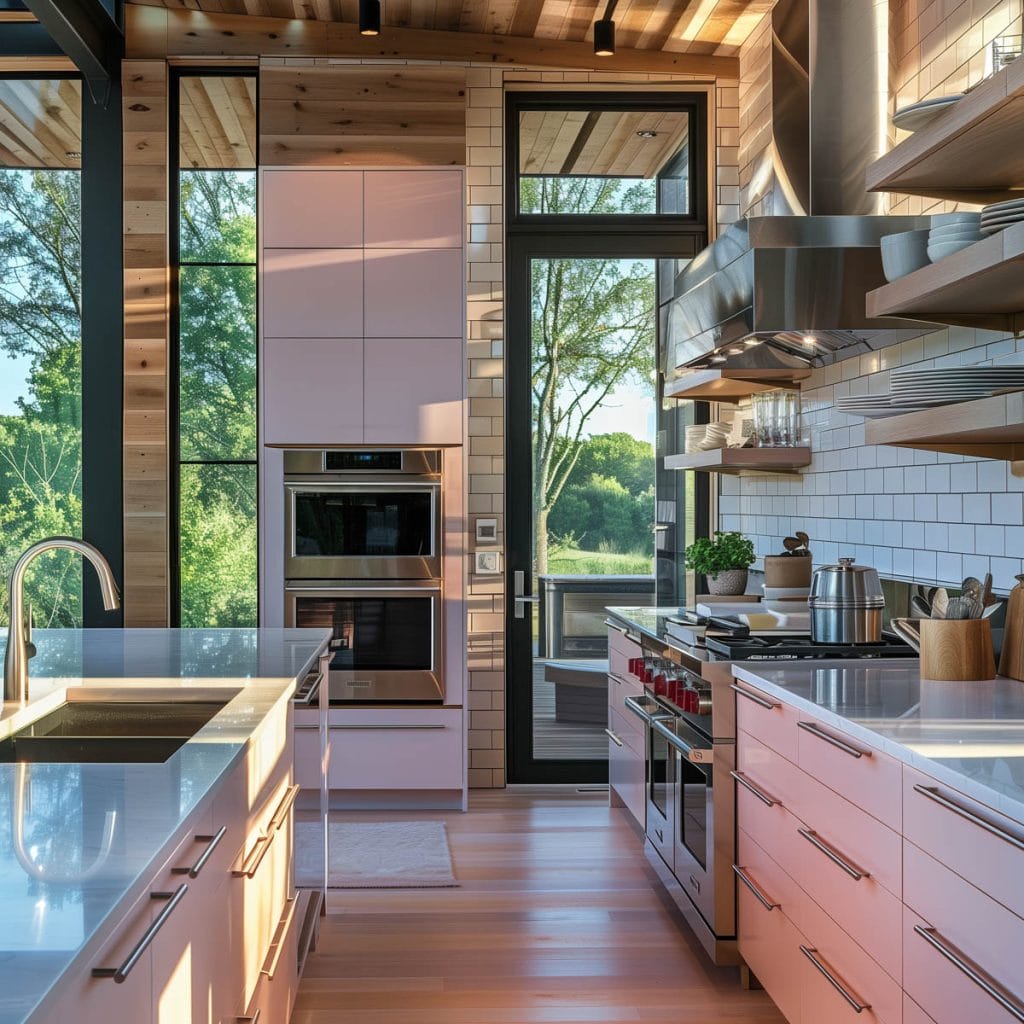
top-left (4, 537), bottom-right (121, 706)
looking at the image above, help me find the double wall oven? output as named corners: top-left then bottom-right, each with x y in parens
top-left (283, 449), bottom-right (445, 704)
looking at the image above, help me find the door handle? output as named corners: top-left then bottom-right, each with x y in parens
top-left (513, 570), bottom-right (539, 619)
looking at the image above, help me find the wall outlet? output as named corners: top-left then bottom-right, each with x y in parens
top-left (475, 550), bottom-right (501, 575)
top-left (475, 518), bottom-right (498, 543)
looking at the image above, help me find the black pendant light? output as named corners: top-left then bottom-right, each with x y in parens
top-left (593, 0), bottom-right (616, 56)
top-left (359, 0), bottom-right (381, 36)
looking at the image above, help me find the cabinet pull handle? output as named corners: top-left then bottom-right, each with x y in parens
top-left (913, 784), bottom-right (1024, 853)
top-left (914, 925), bottom-right (1024, 1022)
top-left (269, 784), bottom-right (300, 832)
top-left (733, 865), bottom-right (779, 911)
top-left (604, 728), bottom-right (624, 748)
top-left (797, 827), bottom-right (869, 881)
top-left (294, 724), bottom-right (321, 731)
top-left (329, 724), bottom-right (446, 730)
top-left (730, 683), bottom-right (780, 710)
top-left (603, 619), bottom-right (641, 644)
top-left (730, 770), bottom-right (777, 808)
top-left (92, 885), bottom-right (189, 983)
top-left (797, 720), bottom-right (870, 759)
top-left (236, 1012), bottom-right (261, 1023)
top-left (173, 826), bottom-right (227, 879)
top-left (262, 896), bottom-right (300, 980)
top-left (799, 946), bottom-right (871, 1014)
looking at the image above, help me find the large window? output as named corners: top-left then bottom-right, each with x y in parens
top-left (173, 72), bottom-right (258, 627)
top-left (0, 78), bottom-right (83, 627)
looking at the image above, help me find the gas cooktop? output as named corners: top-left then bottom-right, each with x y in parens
top-left (705, 633), bottom-right (917, 661)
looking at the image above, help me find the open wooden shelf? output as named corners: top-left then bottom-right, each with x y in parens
top-left (866, 220), bottom-right (1024, 332)
top-left (664, 447), bottom-right (811, 475)
top-left (864, 392), bottom-right (1024, 470)
top-left (664, 368), bottom-right (811, 403)
top-left (866, 54), bottom-right (1024, 203)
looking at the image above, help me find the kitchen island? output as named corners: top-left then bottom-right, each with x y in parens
top-left (0, 627), bottom-right (331, 1024)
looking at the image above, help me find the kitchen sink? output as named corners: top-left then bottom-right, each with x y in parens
top-left (0, 700), bottom-right (229, 764)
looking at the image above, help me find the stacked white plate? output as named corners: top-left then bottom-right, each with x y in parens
top-left (891, 94), bottom-right (963, 132)
top-left (684, 421), bottom-right (732, 453)
top-left (980, 197), bottom-right (1024, 236)
top-left (888, 365), bottom-right (1024, 406)
top-left (834, 393), bottom-right (933, 418)
top-left (927, 212), bottom-right (983, 262)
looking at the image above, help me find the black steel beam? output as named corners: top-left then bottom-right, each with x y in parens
top-left (0, 21), bottom-right (63, 56)
top-left (23, 0), bottom-right (122, 92)
top-left (81, 67), bottom-right (124, 627)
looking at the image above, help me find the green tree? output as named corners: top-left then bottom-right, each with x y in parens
top-left (526, 178), bottom-right (656, 574)
top-left (0, 168), bottom-right (83, 626)
top-left (567, 431), bottom-right (654, 498)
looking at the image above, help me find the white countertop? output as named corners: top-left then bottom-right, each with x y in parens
top-left (0, 628), bottom-right (331, 1024)
top-left (733, 660), bottom-right (1024, 824)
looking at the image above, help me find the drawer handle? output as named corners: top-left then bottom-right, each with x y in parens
top-left (797, 827), bottom-right (869, 881)
top-left (234, 784), bottom-right (299, 878)
top-left (172, 826), bottom-right (228, 879)
top-left (733, 864), bottom-right (779, 912)
top-left (604, 728), bottom-right (624, 748)
top-left (262, 896), bottom-right (300, 981)
top-left (329, 724), bottom-right (446, 730)
top-left (797, 720), bottom-right (870, 759)
top-left (237, 1012), bottom-right (261, 1024)
top-left (269, 784), bottom-right (300, 831)
top-left (294, 724), bottom-right (321, 731)
top-left (604, 618), bottom-right (628, 635)
top-left (799, 945), bottom-right (871, 1014)
top-left (92, 885), bottom-right (189, 982)
top-left (914, 924), bottom-right (1024, 1022)
top-left (913, 784), bottom-right (1024, 853)
top-left (730, 770), bottom-right (777, 807)
top-left (730, 683), bottom-right (780, 710)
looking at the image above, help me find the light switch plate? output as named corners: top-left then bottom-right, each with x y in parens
top-left (475, 550), bottom-right (501, 574)
top-left (475, 518), bottom-right (498, 542)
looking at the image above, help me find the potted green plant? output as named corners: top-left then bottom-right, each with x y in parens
top-left (684, 531), bottom-right (756, 596)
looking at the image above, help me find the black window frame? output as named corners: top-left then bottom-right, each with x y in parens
top-left (169, 65), bottom-right (259, 627)
top-left (504, 89), bottom-right (711, 785)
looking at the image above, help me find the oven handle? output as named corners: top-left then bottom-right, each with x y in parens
top-left (285, 585), bottom-right (442, 594)
top-left (284, 481), bottom-right (440, 491)
top-left (623, 694), bottom-right (672, 725)
top-left (652, 717), bottom-right (714, 765)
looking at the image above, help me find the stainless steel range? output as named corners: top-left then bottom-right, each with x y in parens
top-left (617, 610), bottom-right (915, 965)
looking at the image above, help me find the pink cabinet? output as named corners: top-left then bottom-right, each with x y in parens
top-left (364, 248), bottom-right (464, 338)
top-left (904, 994), bottom-right (939, 1024)
top-left (262, 170), bottom-right (363, 248)
top-left (608, 705), bottom-right (645, 828)
top-left (262, 248), bottom-right (363, 338)
top-left (327, 709), bottom-right (464, 790)
top-left (904, 764), bottom-right (1024, 921)
top-left (608, 625), bottom-right (641, 685)
top-left (733, 677), bottom-right (799, 762)
top-left (903, 840), bottom-right (1024, 1024)
top-left (364, 170), bottom-right (463, 248)
top-left (363, 336), bottom-right (463, 444)
top-left (796, 716), bottom-right (901, 830)
top-left (263, 337), bottom-right (364, 445)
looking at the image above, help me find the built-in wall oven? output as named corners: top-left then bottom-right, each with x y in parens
top-left (284, 449), bottom-right (441, 581)
top-left (284, 580), bottom-right (443, 703)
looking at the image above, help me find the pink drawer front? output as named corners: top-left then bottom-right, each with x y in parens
top-left (735, 831), bottom-right (803, 1024)
top-left (607, 623), bottom-right (641, 683)
top-left (608, 709), bottom-right (645, 830)
top-left (608, 684), bottom-right (645, 748)
top-left (737, 728), bottom-right (805, 814)
top-left (733, 677), bottom-right (798, 762)
top-left (903, 841), bottom-right (1024, 1024)
top-left (904, 995), bottom-right (938, 1024)
top-left (796, 713), bottom-right (901, 830)
top-left (904, 764), bottom-right (1024, 922)
top-left (734, 755), bottom-right (805, 877)
top-left (799, 879), bottom-right (902, 1024)
top-left (737, 826), bottom-right (805, 929)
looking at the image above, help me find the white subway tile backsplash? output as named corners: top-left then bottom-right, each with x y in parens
top-left (992, 492), bottom-right (1023, 525)
top-left (963, 494), bottom-right (991, 524)
top-left (976, 524), bottom-right (1005, 557)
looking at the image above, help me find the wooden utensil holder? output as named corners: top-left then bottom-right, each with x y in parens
top-left (920, 618), bottom-right (996, 681)
top-left (764, 555), bottom-right (812, 588)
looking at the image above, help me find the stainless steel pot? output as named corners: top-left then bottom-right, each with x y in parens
top-left (809, 557), bottom-right (885, 644)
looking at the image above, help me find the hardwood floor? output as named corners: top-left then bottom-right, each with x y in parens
top-left (292, 789), bottom-right (784, 1023)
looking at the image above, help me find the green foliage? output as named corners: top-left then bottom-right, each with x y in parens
top-left (684, 531), bottom-right (755, 578)
top-left (519, 176), bottom-right (656, 216)
top-left (547, 547), bottom-right (651, 576)
top-left (548, 471), bottom-right (653, 557)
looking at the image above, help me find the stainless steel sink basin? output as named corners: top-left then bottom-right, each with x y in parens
top-left (0, 701), bottom-right (228, 764)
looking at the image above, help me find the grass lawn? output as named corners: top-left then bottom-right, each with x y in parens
top-left (547, 547), bottom-right (652, 576)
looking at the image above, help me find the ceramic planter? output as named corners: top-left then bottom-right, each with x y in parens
top-left (705, 569), bottom-right (749, 596)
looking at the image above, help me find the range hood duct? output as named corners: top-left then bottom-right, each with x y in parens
top-left (668, 0), bottom-right (934, 371)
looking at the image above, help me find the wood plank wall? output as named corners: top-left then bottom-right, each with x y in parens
top-left (122, 60), bottom-right (170, 627)
top-left (259, 64), bottom-right (467, 166)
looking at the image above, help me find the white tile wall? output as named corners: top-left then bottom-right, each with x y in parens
top-left (719, 328), bottom-right (1024, 592)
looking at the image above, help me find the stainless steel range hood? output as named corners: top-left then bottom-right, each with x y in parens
top-left (667, 0), bottom-right (934, 372)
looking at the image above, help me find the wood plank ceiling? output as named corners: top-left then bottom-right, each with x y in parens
top-left (179, 75), bottom-right (257, 169)
top-left (0, 78), bottom-right (82, 169)
top-left (125, 0), bottom-right (773, 56)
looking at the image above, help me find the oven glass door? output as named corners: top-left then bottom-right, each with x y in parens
top-left (649, 721), bottom-right (671, 822)
top-left (286, 484), bottom-right (440, 579)
top-left (678, 755), bottom-right (711, 870)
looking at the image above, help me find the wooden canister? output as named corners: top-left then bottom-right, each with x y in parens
top-left (920, 618), bottom-right (997, 681)
top-left (764, 555), bottom-right (812, 588)
top-left (998, 574), bottom-right (1024, 682)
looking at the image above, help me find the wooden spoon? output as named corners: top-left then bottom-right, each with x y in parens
top-left (795, 531), bottom-right (810, 550)
top-left (782, 537), bottom-right (801, 553)
top-left (931, 588), bottom-right (949, 619)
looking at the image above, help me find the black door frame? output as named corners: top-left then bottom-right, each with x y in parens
top-left (505, 90), bottom-right (710, 784)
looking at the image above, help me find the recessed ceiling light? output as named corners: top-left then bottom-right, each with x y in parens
top-left (65, 150), bottom-right (81, 158)
top-left (359, 0), bottom-right (381, 35)
top-left (636, 130), bottom-right (658, 139)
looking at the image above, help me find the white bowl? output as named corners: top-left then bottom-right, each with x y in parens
top-left (928, 239), bottom-right (978, 261)
top-left (763, 585), bottom-right (811, 600)
top-left (930, 212), bottom-right (981, 227)
top-left (929, 224), bottom-right (984, 238)
top-left (880, 230), bottom-right (930, 281)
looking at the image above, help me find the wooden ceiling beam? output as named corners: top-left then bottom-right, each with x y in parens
top-left (126, 5), bottom-right (738, 77)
